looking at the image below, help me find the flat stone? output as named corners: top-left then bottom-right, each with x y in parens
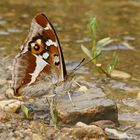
top-left (56, 88), bottom-right (118, 125)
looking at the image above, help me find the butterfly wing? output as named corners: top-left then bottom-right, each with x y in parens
top-left (12, 13), bottom-right (67, 95)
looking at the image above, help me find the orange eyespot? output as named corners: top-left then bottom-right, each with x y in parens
top-left (30, 39), bottom-right (45, 54)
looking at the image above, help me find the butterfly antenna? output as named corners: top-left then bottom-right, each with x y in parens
top-left (71, 53), bottom-right (101, 74)
top-left (72, 58), bottom-right (85, 72)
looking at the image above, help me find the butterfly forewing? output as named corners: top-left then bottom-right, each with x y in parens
top-left (12, 13), bottom-right (67, 95)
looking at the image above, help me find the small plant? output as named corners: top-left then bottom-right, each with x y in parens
top-left (21, 104), bottom-right (34, 119)
top-left (107, 52), bottom-right (119, 74)
top-left (81, 16), bottom-right (119, 77)
top-left (46, 96), bottom-right (58, 128)
top-left (39, 120), bottom-right (46, 136)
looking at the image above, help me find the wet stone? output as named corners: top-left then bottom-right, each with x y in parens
top-left (56, 88), bottom-right (118, 125)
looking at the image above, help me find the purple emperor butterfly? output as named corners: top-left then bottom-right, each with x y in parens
top-left (12, 13), bottom-right (67, 96)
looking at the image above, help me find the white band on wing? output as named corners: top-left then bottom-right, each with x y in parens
top-left (28, 55), bottom-right (48, 85)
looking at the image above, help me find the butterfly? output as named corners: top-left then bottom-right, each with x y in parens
top-left (12, 13), bottom-right (68, 96)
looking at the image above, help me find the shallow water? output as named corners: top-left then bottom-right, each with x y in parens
top-left (0, 0), bottom-right (140, 127)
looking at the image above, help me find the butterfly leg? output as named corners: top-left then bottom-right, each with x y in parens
top-left (67, 91), bottom-right (75, 107)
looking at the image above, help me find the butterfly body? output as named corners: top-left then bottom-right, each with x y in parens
top-left (12, 13), bottom-right (67, 96)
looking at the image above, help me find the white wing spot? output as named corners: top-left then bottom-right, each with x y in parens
top-left (54, 55), bottom-right (59, 63)
top-left (44, 23), bottom-right (52, 30)
top-left (31, 43), bottom-right (35, 47)
top-left (42, 52), bottom-right (49, 59)
top-left (46, 39), bottom-right (57, 47)
top-left (36, 39), bottom-right (42, 45)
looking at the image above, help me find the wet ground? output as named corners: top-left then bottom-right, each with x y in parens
top-left (0, 0), bottom-right (140, 134)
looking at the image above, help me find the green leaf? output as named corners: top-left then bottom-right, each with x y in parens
top-left (97, 37), bottom-right (113, 47)
top-left (50, 99), bottom-right (58, 128)
top-left (21, 105), bottom-right (29, 118)
top-left (81, 45), bottom-right (93, 59)
top-left (88, 17), bottom-right (97, 38)
top-left (95, 37), bottom-right (114, 57)
top-left (107, 52), bottom-right (119, 73)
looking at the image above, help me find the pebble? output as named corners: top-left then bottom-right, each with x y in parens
top-left (0, 79), bottom-right (7, 85)
top-left (0, 99), bottom-right (22, 113)
top-left (14, 130), bottom-right (24, 138)
top-left (10, 137), bottom-right (17, 140)
top-left (5, 88), bottom-right (15, 99)
top-left (32, 133), bottom-right (42, 140)
top-left (135, 122), bottom-right (140, 128)
top-left (0, 110), bottom-right (9, 122)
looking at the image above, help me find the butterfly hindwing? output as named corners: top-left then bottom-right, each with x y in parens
top-left (12, 13), bottom-right (67, 95)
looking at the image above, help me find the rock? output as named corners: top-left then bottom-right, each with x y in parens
top-left (0, 94), bottom-right (7, 100)
top-left (0, 99), bottom-right (22, 113)
top-left (62, 122), bottom-right (108, 140)
top-left (110, 80), bottom-right (140, 93)
top-left (14, 130), bottom-right (24, 138)
top-left (91, 120), bottom-right (116, 129)
top-left (0, 110), bottom-right (9, 122)
top-left (56, 88), bottom-right (118, 125)
top-left (0, 79), bottom-right (7, 85)
top-left (45, 123), bottom-right (108, 140)
top-left (32, 133), bottom-right (42, 140)
top-left (78, 86), bottom-right (88, 93)
top-left (105, 128), bottom-right (137, 140)
top-left (5, 88), bottom-right (15, 99)
top-left (9, 137), bottom-right (17, 140)
top-left (110, 70), bottom-right (131, 79)
top-left (135, 122), bottom-right (140, 128)
top-left (122, 98), bottom-right (140, 109)
top-left (45, 127), bottom-right (59, 139)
